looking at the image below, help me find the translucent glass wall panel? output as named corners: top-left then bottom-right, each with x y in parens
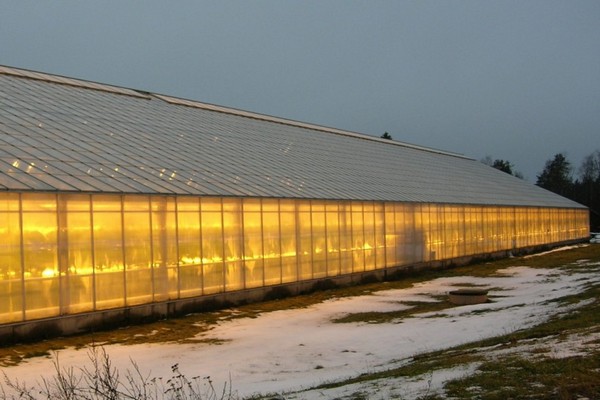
top-left (63, 194), bottom-right (94, 314)
top-left (554, 209), bottom-right (563, 242)
top-left (374, 204), bottom-right (386, 269)
top-left (436, 205), bottom-right (447, 259)
top-left (525, 208), bottom-right (537, 246)
top-left (445, 206), bottom-right (462, 259)
top-left (578, 209), bottom-right (590, 238)
top-left (541, 208), bottom-right (551, 244)
top-left (474, 207), bottom-right (484, 254)
top-left (465, 207), bottom-right (481, 255)
top-left (468, 207), bottom-right (479, 254)
top-left (351, 202), bottom-right (365, 272)
top-left (124, 196), bottom-right (152, 306)
top-left (363, 203), bottom-right (376, 270)
top-left (541, 208), bottom-right (550, 244)
top-left (553, 209), bottom-right (562, 243)
top-left (263, 200), bottom-right (282, 285)
top-left (394, 203), bottom-right (414, 265)
top-left (515, 208), bottom-right (528, 248)
top-left (177, 197), bottom-right (202, 298)
top-left (223, 199), bottom-right (243, 291)
top-left (201, 199), bottom-right (224, 294)
top-left (298, 202), bottom-right (312, 280)
top-left (537, 208), bottom-right (545, 245)
top-left (243, 199), bottom-right (264, 288)
top-left (506, 208), bottom-right (517, 250)
top-left (482, 207), bottom-right (496, 253)
top-left (406, 204), bottom-right (419, 263)
top-left (326, 203), bottom-right (341, 276)
top-left (279, 200), bottom-right (297, 283)
top-left (0, 193), bottom-right (23, 323)
top-left (338, 203), bottom-right (353, 274)
top-left (311, 202), bottom-right (327, 278)
top-left (22, 194), bottom-right (59, 319)
top-left (384, 203), bottom-right (396, 268)
top-left (151, 197), bottom-right (178, 300)
top-left (420, 205), bottom-right (431, 261)
top-left (562, 210), bottom-right (572, 241)
top-left (497, 207), bottom-right (508, 249)
top-left (428, 205), bottom-right (443, 261)
top-left (493, 207), bottom-right (503, 251)
top-left (93, 196), bottom-right (124, 310)
top-left (413, 204), bottom-right (426, 262)
top-left (462, 207), bottom-right (473, 255)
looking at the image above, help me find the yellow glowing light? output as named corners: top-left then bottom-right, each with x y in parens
top-left (180, 256), bottom-right (203, 265)
top-left (23, 226), bottom-right (57, 236)
top-left (42, 268), bottom-right (57, 278)
top-left (70, 266), bottom-right (94, 275)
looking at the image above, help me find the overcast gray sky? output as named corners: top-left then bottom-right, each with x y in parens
top-left (2, 1), bottom-right (599, 181)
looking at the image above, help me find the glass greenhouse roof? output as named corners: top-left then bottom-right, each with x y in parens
top-left (0, 65), bottom-right (584, 208)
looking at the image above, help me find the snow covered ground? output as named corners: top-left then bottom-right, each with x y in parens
top-left (2, 247), bottom-right (599, 399)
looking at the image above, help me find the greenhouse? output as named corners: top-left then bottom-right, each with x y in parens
top-left (0, 66), bottom-right (589, 335)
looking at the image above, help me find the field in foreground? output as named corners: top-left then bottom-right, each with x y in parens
top-left (1, 244), bottom-right (600, 399)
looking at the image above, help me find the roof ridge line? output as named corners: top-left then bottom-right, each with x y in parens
top-left (152, 93), bottom-right (470, 160)
top-left (0, 64), bottom-right (150, 99)
top-left (0, 64), bottom-right (468, 159)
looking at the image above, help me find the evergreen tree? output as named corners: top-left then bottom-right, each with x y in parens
top-left (536, 153), bottom-right (573, 197)
top-left (381, 132), bottom-right (392, 140)
top-left (492, 159), bottom-right (513, 175)
top-left (481, 156), bottom-right (523, 179)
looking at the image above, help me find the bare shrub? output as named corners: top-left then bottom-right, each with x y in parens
top-left (1, 347), bottom-right (236, 400)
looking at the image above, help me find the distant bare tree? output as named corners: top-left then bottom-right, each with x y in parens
top-left (575, 150), bottom-right (600, 231)
top-left (579, 150), bottom-right (600, 183)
